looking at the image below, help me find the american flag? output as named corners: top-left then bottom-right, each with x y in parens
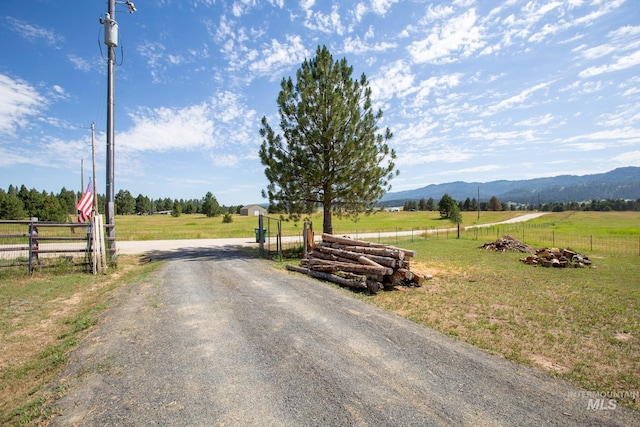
top-left (75, 180), bottom-right (94, 223)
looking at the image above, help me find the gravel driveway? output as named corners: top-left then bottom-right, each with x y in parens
top-left (49, 243), bottom-right (638, 426)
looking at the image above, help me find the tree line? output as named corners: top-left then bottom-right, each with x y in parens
top-left (399, 195), bottom-right (640, 214)
top-left (0, 185), bottom-right (243, 221)
top-left (400, 194), bottom-right (505, 215)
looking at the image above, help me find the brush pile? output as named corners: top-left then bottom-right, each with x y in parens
top-left (480, 235), bottom-right (536, 253)
top-left (286, 233), bottom-right (429, 294)
top-left (520, 247), bottom-right (593, 268)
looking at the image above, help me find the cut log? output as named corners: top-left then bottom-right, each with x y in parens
top-left (286, 264), bottom-right (310, 274)
top-left (329, 244), bottom-right (405, 260)
top-left (366, 280), bottom-right (382, 294)
top-left (358, 255), bottom-right (383, 268)
top-left (316, 245), bottom-right (399, 268)
top-left (308, 270), bottom-right (366, 289)
top-left (322, 233), bottom-right (372, 247)
top-left (307, 250), bottom-right (353, 264)
top-left (287, 264), bottom-right (368, 290)
top-left (306, 258), bottom-right (393, 276)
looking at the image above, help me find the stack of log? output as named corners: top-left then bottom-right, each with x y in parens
top-left (520, 247), bottom-right (593, 268)
top-left (286, 233), bottom-right (429, 294)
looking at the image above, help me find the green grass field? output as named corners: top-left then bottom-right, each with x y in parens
top-left (113, 210), bottom-right (524, 240)
top-left (1, 210), bottom-right (638, 424)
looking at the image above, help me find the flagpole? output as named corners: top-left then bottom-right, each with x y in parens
top-left (81, 159), bottom-right (84, 198)
top-left (91, 122), bottom-right (98, 214)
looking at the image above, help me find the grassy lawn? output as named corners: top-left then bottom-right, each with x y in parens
top-left (1, 210), bottom-right (638, 423)
top-left (114, 210), bottom-right (524, 240)
top-left (354, 237), bottom-right (639, 410)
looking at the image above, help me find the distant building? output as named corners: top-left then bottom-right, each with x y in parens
top-left (240, 204), bottom-right (268, 216)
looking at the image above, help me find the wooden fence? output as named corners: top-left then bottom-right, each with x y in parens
top-left (0, 217), bottom-right (107, 274)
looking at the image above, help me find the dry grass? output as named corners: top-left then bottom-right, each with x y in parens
top-left (360, 238), bottom-right (639, 410)
top-left (0, 256), bottom-right (160, 425)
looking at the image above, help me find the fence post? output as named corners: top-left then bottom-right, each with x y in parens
top-left (28, 217), bottom-right (39, 274)
top-left (303, 221), bottom-right (308, 259)
top-left (258, 214), bottom-right (264, 255)
top-left (277, 220), bottom-right (282, 261)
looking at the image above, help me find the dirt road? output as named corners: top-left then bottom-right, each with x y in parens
top-left (49, 244), bottom-right (637, 426)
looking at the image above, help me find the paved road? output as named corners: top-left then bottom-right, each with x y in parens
top-left (49, 242), bottom-right (638, 425)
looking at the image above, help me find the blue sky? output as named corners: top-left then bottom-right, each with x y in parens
top-left (1, 0), bottom-right (639, 206)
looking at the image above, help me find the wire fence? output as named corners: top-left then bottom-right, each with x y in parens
top-left (270, 222), bottom-right (640, 257)
top-left (463, 223), bottom-right (640, 256)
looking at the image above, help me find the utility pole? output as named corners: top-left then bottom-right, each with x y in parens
top-left (91, 122), bottom-right (97, 213)
top-left (101, 0), bottom-right (136, 260)
top-left (105, 0), bottom-right (116, 259)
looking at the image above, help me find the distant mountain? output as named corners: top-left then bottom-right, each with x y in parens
top-left (380, 167), bottom-right (640, 205)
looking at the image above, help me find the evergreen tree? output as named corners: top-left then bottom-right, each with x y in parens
top-left (171, 200), bottom-right (182, 217)
top-left (0, 190), bottom-right (26, 219)
top-left (201, 192), bottom-right (221, 217)
top-left (438, 193), bottom-right (456, 218)
top-left (57, 187), bottom-right (77, 214)
top-left (487, 196), bottom-right (502, 211)
top-left (135, 194), bottom-right (152, 215)
top-left (470, 197), bottom-right (478, 212)
top-left (448, 202), bottom-right (463, 238)
top-left (426, 197), bottom-right (435, 211)
top-left (259, 45), bottom-right (398, 234)
top-left (115, 190), bottom-right (136, 215)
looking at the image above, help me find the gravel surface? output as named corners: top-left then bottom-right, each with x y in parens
top-left (49, 244), bottom-right (638, 426)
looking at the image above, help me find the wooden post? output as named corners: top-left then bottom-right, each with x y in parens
top-left (258, 214), bottom-right (264, 255)
top-left (303, 222), bottom-right (308, 259)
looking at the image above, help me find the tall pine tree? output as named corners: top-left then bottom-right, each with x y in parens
top-left (259, 45), bottom-right (398, 234)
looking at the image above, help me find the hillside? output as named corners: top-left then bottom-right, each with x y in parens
top-left (380, 167), bottom-right (640, 205)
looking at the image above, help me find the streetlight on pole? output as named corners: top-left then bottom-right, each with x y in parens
top-left (101, 0), bottom-right (136, 261)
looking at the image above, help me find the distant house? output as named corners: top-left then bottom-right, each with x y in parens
top-left (240, 204), bottom-right (267, 216)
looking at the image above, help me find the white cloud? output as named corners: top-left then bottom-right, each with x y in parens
top-left (248, 35), bottom-right (309, 77)
top-left (579, 50), bottom-right (640, 78)
top-left (137, 41), bottom-right (167, 83)
top-left (118, 92), bottom-right (258, 155)
top-left (562, 126), bottom-right (640, 144)
top-left (422, 4), bottom-right (454, 23)
top-left (397, 146), bottom-right (472, 166)
top-left (5, 17), bottom-right (63, 48)
top-left (67, 55), bottom-right (94, 72)
top-left (482, 82), bottom-right (550, 116)
top-left (120, 103), bottom-right (216, 153)
top-left (210, 153), bottom-right (240, 167)
top-left (303, 4), bottom-right (344, 35)
top-left (609, 150), bottom-right (640, 165)
top-left (408, 9), bottom-right (485, 64)
top-left (370, 0), bottom-right (399, 16)
top-left (0, 74), bottom-right (46, 136)
top-left (342, 36), bottom-right (396, 55)
top-left (0, 147), bottom-right (35, 167)
top-left (370, 60), bottom-right (416, 101)
top-left (516, 113), bottom-right (555, 127)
